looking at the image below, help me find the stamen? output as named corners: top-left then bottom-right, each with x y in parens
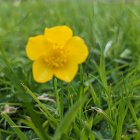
top-left (44, 46), bottom-right (68, 68)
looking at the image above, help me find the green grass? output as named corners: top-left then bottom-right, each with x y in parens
top-left (1, 0), bottom-right (140, 139)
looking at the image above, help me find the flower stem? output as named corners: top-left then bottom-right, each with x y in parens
top-left (80, 64), bottom-right (84, 99)
top-left (53, 78), bottom-right (61, 118)
top-left (79, 64), bottom-right (84, 122)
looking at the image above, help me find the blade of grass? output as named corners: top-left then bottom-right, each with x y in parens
top-left (53, 95), bottom-right (88, 140)
top-left (21, 83), bottom-right (58, 126)
top-left (0, 128), bottom-right (15, 135)
top-left (91, 107), bottom-right (116, 128)
top-left (1, 113), bottom-right (28, 140)
top-left (20, 119), bottom-right (52, 140)
top-left (128, 100), bottom-right (140, 130)
top-left (115, 100), bottom-right (128, 140)
top-left (90, 84), bottom-right (101, 107)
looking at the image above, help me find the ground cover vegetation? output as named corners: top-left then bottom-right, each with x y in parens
top-left (0, 0), bottom-right (140, 139)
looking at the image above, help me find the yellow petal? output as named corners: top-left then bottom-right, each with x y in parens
top-left (44, 26), bottom-right (73, 45)
top-left (54, 62), bottom-right (78, 82)
top-left (33, 59), bottom-right (53, 83)
top-left (65, 36), bottom-right (88, 64)
top-left (26, 35), bottom-right (50, 60)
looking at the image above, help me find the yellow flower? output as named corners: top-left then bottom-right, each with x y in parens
top-left (26, 26), bottom-right (88, 83)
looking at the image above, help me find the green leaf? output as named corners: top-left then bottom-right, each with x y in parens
top-left (135, 131), bottom-right (140, 140)
top-left (60, 134), bottom-right (77, 140)
top-left (1, 113), bottom-right (28, 140)
top-left (53, 95), bottom-right (88, 140)
top-left (21, 83), bottom-right (58, 126)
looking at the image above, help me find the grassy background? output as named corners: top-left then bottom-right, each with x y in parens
top-left (1, 0), bottom-right (140, 140)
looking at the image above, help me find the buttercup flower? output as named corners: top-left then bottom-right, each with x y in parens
top-left (26, 26), bottom-right (88, 83)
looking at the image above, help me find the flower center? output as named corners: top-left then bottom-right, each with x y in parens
top-left (44, 46), bottom-right (68, 68)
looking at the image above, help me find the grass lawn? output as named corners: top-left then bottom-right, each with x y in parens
top-left (1, 0), bottom-right (140, 139)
